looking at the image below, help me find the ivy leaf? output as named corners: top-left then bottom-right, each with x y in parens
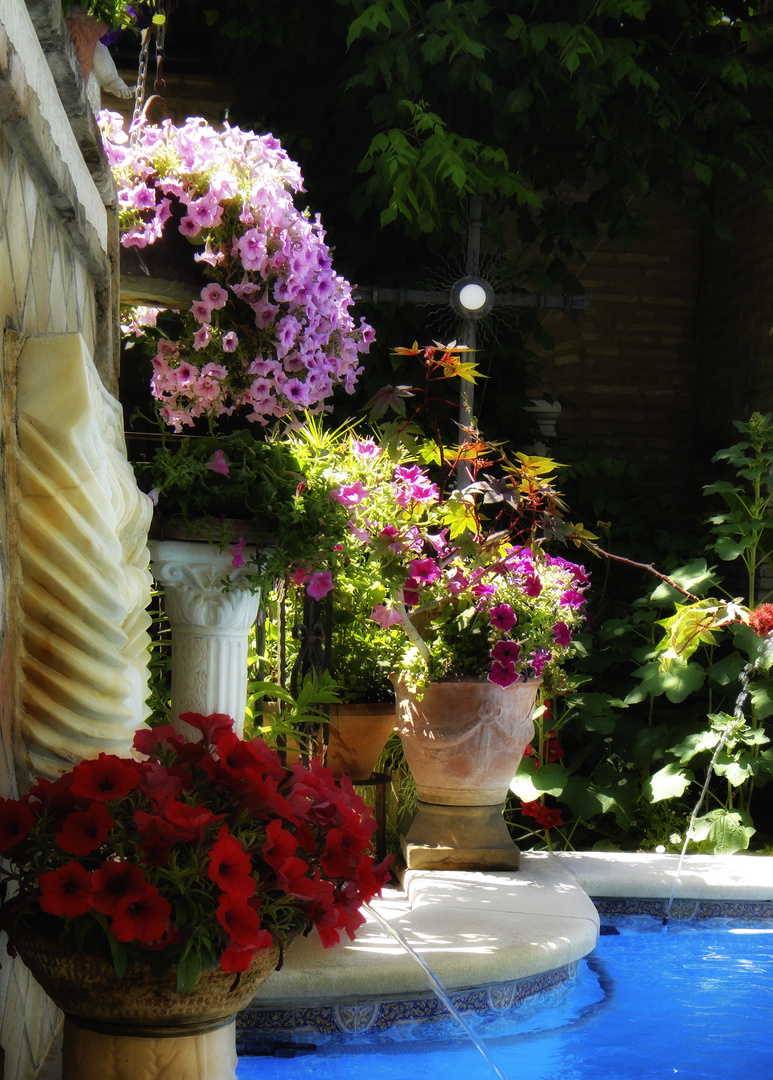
top-left (365, 383), bottom-right (414, 421)
top-left (560, 776), bottom-right (634, 828)
top-left (510, 759), bottom-right (568, 799)
top-left (643, 763), bottom-right (694, 803)
top-left (441, 494), bottom-right (478, 539)
top-left (690, 809), bottom-right (755, 854)
top-left (629, 659), bottom-right (705, 703)
top-left (670, 728), bottom-right (720, 764)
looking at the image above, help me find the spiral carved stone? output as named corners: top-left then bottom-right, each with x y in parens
top-left (11, 334), bottom-right (153, 784)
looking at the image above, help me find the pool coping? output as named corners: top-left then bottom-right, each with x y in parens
top-left (239, 851), bottom-right (773, 1044)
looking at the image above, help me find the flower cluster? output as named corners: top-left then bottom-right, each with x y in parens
top-left (287, 420), bottom-right (589, 693)
top-left (520, 800), bottom-right (565, 832)
top-left (0, 714), bottom-right (390, 993)
top-left (748, 603), bottom-right (773, 637)
top-left (98, 112), bottom-right (374, 430)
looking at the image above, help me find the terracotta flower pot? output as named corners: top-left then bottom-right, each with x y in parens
top-left (392, 675), bottom-right (540, 870)
top-left (327, 702), bottom-right (396, 782)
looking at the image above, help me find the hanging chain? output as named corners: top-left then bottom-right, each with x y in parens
top-left (130, 27), bottom-right (151, 136)
top-left (154, 0), bottom-right (167, 93)
top-left (130, 0), bottom-right (168, 140)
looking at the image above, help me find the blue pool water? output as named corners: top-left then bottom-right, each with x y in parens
top-left (237, 916), bottom-right (773, 1080)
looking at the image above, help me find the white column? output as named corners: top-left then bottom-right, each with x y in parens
top-left (149, 539), bottom-right (260, 739)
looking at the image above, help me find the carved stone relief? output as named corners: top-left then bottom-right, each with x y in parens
top-left (10, 332), bottom-right (153, 784)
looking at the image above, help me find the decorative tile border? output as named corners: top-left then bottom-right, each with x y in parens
top-left (237, 961), bottom-right (577, 1049)
top-left (237, 893), bottom-right (773, 1051)
top-left (591, 897), bottom-right (773, 920)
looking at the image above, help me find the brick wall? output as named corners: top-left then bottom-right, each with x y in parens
top-left (526, 197), bottom-right (704, 500)
top-left (697, 178), bottom-right (773, 459)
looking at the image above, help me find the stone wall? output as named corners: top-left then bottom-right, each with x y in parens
top-left (0, 3), bottom-right (124, 1078)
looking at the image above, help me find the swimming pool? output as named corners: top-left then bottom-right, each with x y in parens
top-left (237, 915), bottom-right (773, 1080)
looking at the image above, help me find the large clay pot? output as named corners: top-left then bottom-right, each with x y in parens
top-left (392, 676), bottom-right (540, 871)
top-left (327, 702), bottom-right (396, 782)
top-left (13, 924), bottom-right (281, 1080)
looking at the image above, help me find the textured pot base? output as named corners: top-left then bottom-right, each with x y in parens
top-left (62, 1017), bottom-right (238, 1080)
top-left (401, 801), bottom-right (520, 871)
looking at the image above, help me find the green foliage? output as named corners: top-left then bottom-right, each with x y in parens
top-left (183, 0), bottom-right (773, 272)
top-left (63, 0), bottom-right (137, 29)
top-left (135, 428), bottom-right (346, 593)
top-left (508, 416), bottom-right (773, 856)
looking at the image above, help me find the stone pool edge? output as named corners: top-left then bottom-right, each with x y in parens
top-left (239, 851), bottom-right (773, 1044)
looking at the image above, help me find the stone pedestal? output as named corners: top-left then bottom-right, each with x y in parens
top-left (401, 801), bottom-right (521, 871)
top-left (62, 1018), bottom-right (237, 1080)
top-left (149, 540), bottom-right (260, 738)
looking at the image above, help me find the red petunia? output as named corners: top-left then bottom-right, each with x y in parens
top-left (159, 799), bottom-right (219, 844)
top-left (90, 862), bottom-right (149, 916)
top-left (208, 826), bottom-right (256, 898)
top-left (267, 856), bottom-right (320, 900)
top-left (38, 862), bottom-right (93, 917)
top-left (220, 932), bottom-right (274, 973)
top-left (69, 754), bottom-right (140, 803)
top-left (111, 885), bottom-right (173, 943)
top-left (261, 818), bottom-right (298, 866)
top-left (133, 725), bottom-right (186, 759)
top-left (215, 893), bottom-right (262, 946)
top-left (27, 774), bottom-right (80, 819)
top-left (55, 802), bottom-right (113, 856)
top-left (179, 712), bottom-right (235, 745)
top-left (134, 811), bottom-right (176, 864)
top-left (0, 797), bottom-right (34, 856)
top-left (137, 761), bottom-right (184, 803)
top-left (320, 828), bottom-right (359, 879)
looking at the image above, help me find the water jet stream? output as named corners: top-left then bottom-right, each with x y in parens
top-left (663, 636), bottom-right (773, 924)
top-left (362, 901), bottom-right (509, 1080)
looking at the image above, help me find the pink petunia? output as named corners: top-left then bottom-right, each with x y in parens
top-left (222, 331), bottom-right (239, 353)
top-left (553, 621), bottom-right (572, 646)
top-left (205, 450), bottom-right (230, 477)
top-left (352, 438), bottom-right (382, 459)
top-left (492, 639), bottom-right (520, 665)
top-left (331, 481), bottom-right (369, 508)
top-left (231, 536), bottom-right (247, 568)
top-left (529, 648), bottom-right (552, 676)
top-left (488, 660), bottom-right (518, 688)
top-left (490, 603), bottom-right (517, 632)
top-left (307, 570), bottom-right (334, 600)
top-left (201, 282), bottom-right (229, 309)
top-left (409, 558), bottom-right (441, 587)
top-left (560, 589), bottom-right (586, 609)
top-left (370, 604), bottom-right (403, 628)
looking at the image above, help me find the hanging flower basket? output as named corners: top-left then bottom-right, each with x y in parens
top-left (99, 112), bottom-right (374, 431)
